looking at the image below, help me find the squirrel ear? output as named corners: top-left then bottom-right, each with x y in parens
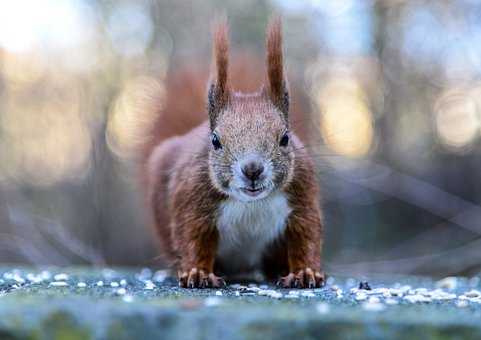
top-left (265, 17), bottom-right (289, 122)
top-left (207, 19), bottom-right (230, 129)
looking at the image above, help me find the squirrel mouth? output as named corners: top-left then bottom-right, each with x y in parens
top-left (240, 187), bottom-right (264, 197)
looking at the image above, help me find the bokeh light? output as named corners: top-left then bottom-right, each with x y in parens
top-left (1, 51), bottom-right (47, 89)
top-left (434, 88), bottom-right (480, 152)
top-left (0, 77), bottom-right (91, 186)
top-left (316, 73), bottom-right (374, 158)
top-left (107, 3), bottom-right (154, 57)
top-left (0, 0), bottom-right (95, 53)
top-left (106, 76), bottom-right (165, 159)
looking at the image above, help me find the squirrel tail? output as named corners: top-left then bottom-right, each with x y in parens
top-left (139, 64), bottom-right (208, 167)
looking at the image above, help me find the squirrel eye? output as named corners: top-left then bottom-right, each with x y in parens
top-left (279, 132), bottom-right (289, 147)
top-left (212, 133), bottom-right (222, 150)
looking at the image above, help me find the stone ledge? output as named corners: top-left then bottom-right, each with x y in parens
top-left (0, 267), bottom-right (479, 339)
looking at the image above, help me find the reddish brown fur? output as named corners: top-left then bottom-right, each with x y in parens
top-left (142, 19), bottom-right (325, 288)
top-left (266, 17), bottom-right (288, 115)
top-left (212, 19), bottom-right (229, 100)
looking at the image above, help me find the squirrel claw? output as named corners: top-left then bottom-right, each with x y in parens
top-left (278, 268), bottom-right (326, 289)
top-left (178, 268), bottom-right (225, 289)
top-left (214, 276), bottom-right (227, 288)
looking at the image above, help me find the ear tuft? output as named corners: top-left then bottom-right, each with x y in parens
top-left (266, 16), bottom-right (289, 121)
top-left (207, 18), bottom-right (230, 129)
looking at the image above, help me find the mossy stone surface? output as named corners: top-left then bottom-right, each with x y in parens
top-left (0, 267), bottom-right (479, 339)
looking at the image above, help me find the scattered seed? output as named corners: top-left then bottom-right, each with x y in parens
top-left (54, 273), bottom-right (69, 281)
top-left (269, 292), bottom-right (283, 299)
top-left (144, 281), bottom-right (156, 290)
top-left (12, 274), bottom-right (25, 284)
top-left (465, 290), bottom-right (481, 298)
top-left (26, 273), bottom-right (42, 284)
top-left (116, 288), bottom-right (127, 295)
top-left (404, 294), bottom-right (431, 303)
top-left (247, 287), bottom-right (261, 293)
top-left (301, 291), bottom-right (315, 298)
top-left (436, 277), bottom-right (457, 290)
top-left (431, 292), bottom-right (456, 300)
top-left (359, 281), bottom-right (372, 290)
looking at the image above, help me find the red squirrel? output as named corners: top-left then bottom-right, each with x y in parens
top-left (142, 18), bottom-right (325, 288)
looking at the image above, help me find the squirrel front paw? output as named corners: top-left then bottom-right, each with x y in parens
top-left (178, 268), bottom-right (226, 288)
top-left (278, 268), bottom-right (326, 288)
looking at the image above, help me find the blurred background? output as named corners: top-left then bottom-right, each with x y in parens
top-left (1, 0), bottom-right (481, 278)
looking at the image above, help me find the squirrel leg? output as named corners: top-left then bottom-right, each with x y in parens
top-left (176, 223), bottom-right (225, 288)
top-left (278, 208), bottom-right (326, 289)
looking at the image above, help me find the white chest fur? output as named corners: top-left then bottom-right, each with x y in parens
top-left (215, 192), bottom-right (291, 273)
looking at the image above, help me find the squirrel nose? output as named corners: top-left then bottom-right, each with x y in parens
top-left (241, 161), bottom-right (265, 181)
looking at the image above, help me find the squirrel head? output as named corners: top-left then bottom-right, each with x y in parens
top-left (207, 18), bottom-right (294, 202)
